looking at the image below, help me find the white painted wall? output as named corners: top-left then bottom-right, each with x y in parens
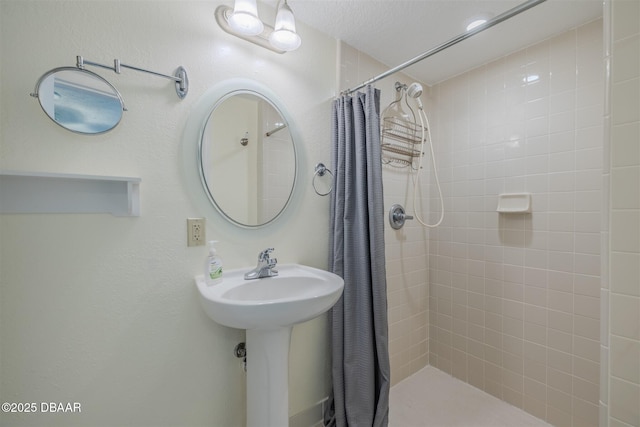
top-left (0, 1), bottom-right (336, 426)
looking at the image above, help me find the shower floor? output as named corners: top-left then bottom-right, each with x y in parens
top-left (389, 366), bottom-right (552, 427)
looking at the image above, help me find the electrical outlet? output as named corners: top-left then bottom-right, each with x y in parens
top-left (187, 218), bottom-right (206, 246)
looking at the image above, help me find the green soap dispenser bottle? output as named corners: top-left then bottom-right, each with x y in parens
top-left (204, 240), bottom-right (223, 285)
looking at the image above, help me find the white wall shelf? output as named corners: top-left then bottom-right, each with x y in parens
top-left (0, 170), bottom-right (141, 217)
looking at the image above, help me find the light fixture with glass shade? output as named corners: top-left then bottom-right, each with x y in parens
top-left (215, 0), bottom-right (301, 53)
top-left (228, 0), bottom-right (264, 36)
top-left (269, 0), bottom-right (301, 51)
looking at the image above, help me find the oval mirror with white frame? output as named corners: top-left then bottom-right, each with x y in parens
top-left (31, 67), bottom-right (125, 134)
top-left (199, 88), bottom-right (297, 228)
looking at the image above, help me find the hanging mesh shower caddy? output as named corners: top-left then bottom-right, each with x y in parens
top-left (380, 82), bottom-right (425, 168)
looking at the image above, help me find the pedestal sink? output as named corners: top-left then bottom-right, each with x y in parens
top-left (195, 264), bottom-right (344, 427)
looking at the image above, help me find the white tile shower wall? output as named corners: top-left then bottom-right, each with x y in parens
top-left (607, 1), bottom-right (640, 426)
top-left (385, 169), bottom-right (431, 384)
top-left (428, 20), bottom-right (604, 427)
top-left (259, 101), bottom-right (295, 223)
top-left (338, 41), bottom-right (431, 386)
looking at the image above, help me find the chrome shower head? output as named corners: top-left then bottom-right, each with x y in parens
top-left (407, 82), bottom-right (423, 98)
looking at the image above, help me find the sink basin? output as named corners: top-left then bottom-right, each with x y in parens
top-left (195, 263), bottom-right (344, 330)
top-left (196, 263), bottom-right (343, 427)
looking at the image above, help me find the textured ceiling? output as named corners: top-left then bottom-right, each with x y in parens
top-left (280, 0), bottom-right (603, 88)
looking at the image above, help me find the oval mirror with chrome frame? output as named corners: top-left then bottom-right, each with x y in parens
top-left (31, 67), bottom-right (125, 135)
top-left (198, 87), bottom-right (297, 228)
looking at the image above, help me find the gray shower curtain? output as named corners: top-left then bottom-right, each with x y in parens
top-left (324, 85), bottom-right (390, 427)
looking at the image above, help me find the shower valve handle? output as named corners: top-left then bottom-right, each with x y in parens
top-left (389, 204), bottom-right (413, 230)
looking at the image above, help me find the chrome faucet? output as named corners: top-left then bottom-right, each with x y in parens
top-left (244, 248), bottom-right (278, 280)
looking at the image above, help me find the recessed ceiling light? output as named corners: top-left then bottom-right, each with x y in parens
top-left (466, 19), bottom-right (487, 31)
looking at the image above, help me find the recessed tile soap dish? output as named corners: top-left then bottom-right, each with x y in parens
top-left (497, 193), bottom-right (532, 213)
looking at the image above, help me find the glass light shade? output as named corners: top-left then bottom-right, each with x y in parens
top-left (268, 1), bottom-right (301, 51)
top-left (228, 0), bottom-right (264, 36)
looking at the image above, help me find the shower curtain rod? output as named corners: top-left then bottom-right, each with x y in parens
top-left (342, 0), bottom-right (547, 95)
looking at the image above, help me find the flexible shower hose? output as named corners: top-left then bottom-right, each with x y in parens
top-left (413, 103), bottom-right (444, 228)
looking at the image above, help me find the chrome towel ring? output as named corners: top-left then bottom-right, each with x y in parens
top-left (313, 163), bottom-right (333, 196)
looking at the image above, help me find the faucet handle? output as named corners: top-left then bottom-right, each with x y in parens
top-left (259, 247), bottom-right (275, 261)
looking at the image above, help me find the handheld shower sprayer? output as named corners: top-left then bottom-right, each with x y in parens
top-left (390, 80), bottom-right (444, 227)
top-left (407, 82), bottom-right (423, 98)
top-left (407, 82), bottom-right (424, 108)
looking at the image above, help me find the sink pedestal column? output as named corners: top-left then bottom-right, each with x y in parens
top-left (246, 326), bottom-right (292, 427)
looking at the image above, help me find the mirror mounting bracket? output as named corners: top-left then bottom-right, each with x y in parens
top-left (76, 55), bottom-right (189, 99)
